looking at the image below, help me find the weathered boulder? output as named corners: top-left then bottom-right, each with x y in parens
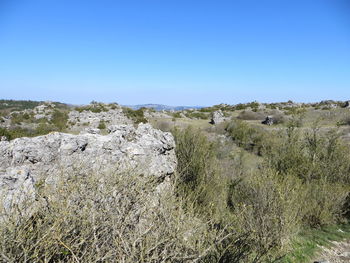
top-left (210, 110), bottom-right (226, 124)
top-left (344, 101), bottom-right (350, 108)
top-left (0, 124), bottom-right (177, 218)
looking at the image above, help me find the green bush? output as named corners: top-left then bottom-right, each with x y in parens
top-left (50, 110), bottom-right (68, 130)
top-left (0, 99), bottom-right (41, 111)
top-left (171, 111), bottom-right (182, 118)
top-left (226, 119), bottom-right (275, 155)
top-left (97, 120), bottom-right (106, 129)
top-left (234, 103), bottom-right (248, 110)
top-left (172, 127), bottom-right (306, 262)
top-left (0, 171), bottom-right (224, 262)
top-left (0, 127), bottom-right (12, 140)
top-left (337, 115), bottom-right (350, 126)
top-left (173, 127), bottom-right (217, 192)
top-left (122, 107), bottom-right (148, 124)
top-left (0, 127), bottom-right (37, 139)
top-left (237, 110), bottom-right (265, 120)
top-left (75, 103), bottom-right (109, 113)
top-left (266, 128), bottom-right (350, 184)
top-left (185, 111), bottom-right (208, 119)
top-left (227, 170), bottom-right (306, 261)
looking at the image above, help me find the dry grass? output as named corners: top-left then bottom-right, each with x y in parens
top-left (0, 171), bottom-right (228, 262)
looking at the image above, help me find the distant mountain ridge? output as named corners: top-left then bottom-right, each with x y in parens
top-left (124, 104), bottom-right (205, 111)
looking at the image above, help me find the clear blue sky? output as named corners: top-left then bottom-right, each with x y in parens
top-left (0, 0), bottom-right (349, 106)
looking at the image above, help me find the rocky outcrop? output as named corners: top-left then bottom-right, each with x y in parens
top-left (0, 124), bottom-right (177, 217)
top-left (32, 103), bottom-right (55, 120)
top-left (210, 110), bottom-right (227, 124)
top-left (68, 107), bottom-right (132, 130)
top-left (0, 102), bottom-right (56, 129)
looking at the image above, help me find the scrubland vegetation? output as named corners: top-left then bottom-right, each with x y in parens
top-left (0, 110), bottom-right (69, 140)
top-left (1, 101), bottom-right (350, 262)
top-left (122, 107), bottom-right (148, 124)
top-left (172, 122), bottom-right (350, 262)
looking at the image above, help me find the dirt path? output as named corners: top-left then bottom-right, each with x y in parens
top-left (313, 240), bottom-right (350, 263)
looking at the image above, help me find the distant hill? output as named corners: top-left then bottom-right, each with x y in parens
top-left (124, 104), bottom-right (205, 111)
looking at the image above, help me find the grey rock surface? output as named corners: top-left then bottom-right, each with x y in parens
top-left (211, 110), bottom-right (227, 124)
top-left (80, 127), bottom-right (101, 135)
top-left (0, 124), bottom-right (177, 217)
top-left (68, 107), bottom-right (133, 130)
top-left (0, 167), bottom-right (36, 215)
top-left (314, 240), bottom-right (350, 263)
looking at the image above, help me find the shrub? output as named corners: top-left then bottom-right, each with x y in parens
top-left (97, 120), bottom-right (106, 129)
top-left (50, 110), bottom-right (68, 131)
top-left (266, 127), bottom-right (350, 184)
top-left (227, 170), bottom-right (306, 261)
top-left (338, 115), bottom-right (350, 126)
top-left (35, 123), bottom-right (57, 135)
top-left (122, 107), bottom-right (148, 124)
top-left (185, 111), bottom-right (208, 120)
top-left (171, 112), bottom-right (182, 118)
top-left (154, 120), bottom-right (171, 132)
top-left (75, 103), bottom-right (109, 113)
top-left (234, 103), bottom-right (248, 110)
top-left (0, 171), bottom-right (225, 262)
top-left (263, 127), bottom-right (350, 226)
top-left (172, 127), bottom-right (308, 262)
top-left (271, 113), bottom-right (286, 124)
top-left (173, 127), bottom-right (217, 192)
top-left (0, 99), bottom-right (41, 111)
top-left (237, 110), bottom-right (265, 120)
top-left (0, 127), bottom-right (12, 140)
top-left (10, 113), bottom-right (24, 125)
top-left (225, 120), bottom-right (275, 155)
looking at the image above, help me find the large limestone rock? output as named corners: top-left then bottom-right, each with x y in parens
top-left (68, 107), bottom-right (132, 130)
top-left (210, 110), bottom-right (226, 124)
top-left (0, 124), bottom-right (177, 217)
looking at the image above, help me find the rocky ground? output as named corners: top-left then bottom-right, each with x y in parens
top-left (314, 240), bottom-right (350, 263)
